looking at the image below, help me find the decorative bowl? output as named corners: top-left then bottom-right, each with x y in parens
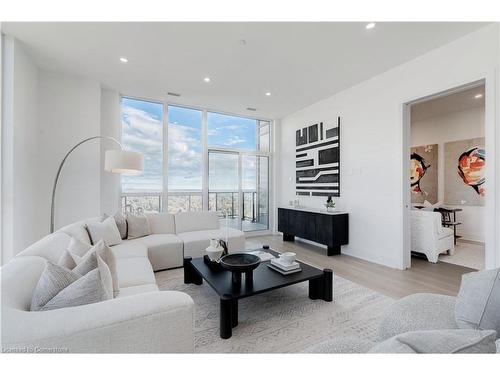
top-left (219, 253), bottom-right (261, 273)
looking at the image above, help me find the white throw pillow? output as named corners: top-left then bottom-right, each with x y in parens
top-left (30, 262), bottom-right (80, 311)
top-left (41, 267), bottom-right (111, 311)
top-left (86, 216), bottom-right (122, 246)
top-left (68, 236), bottom-right (92, 256)
top-left (126, 213), bottom-right (151, 239)
top-left (71, 240), bottom-right (119, 295)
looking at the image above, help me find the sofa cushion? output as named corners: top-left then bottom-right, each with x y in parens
top-left (17, 232), bottom-right (72, 264)
top-left (145, 212), bottom-right (176, 234)
top-left (369, 329), bottom-right (497, 354)
top-left (129, 234), bottom-right (184, 271)
top-left (111, 240), bottom-right (148, 259)
top-left (1, 256), bottom-right (47, 311)
top-left (56, 218), bottom-right (102, 245)
top-left (115, 257), bottom-right (156, 288)
top-left (30, 262), bottom-right (80, 311)
top-left (127, 213), bottom-right (151, 239)
top-left (113, 212), bottom-right (128, 239)
top-left (175, 211), bottom-right (219, 233)
top-left (378, 293), bottom-right (457, 341)
top-left (115, 284), bottom-right (159, 298)
top-left (455, 267), bottom-right (500, 338)
top-left (86, 216), bottom-right (122, 246)
top-left (41, 267), bottom-right (111, 311)
top-left (177, 228), bottom-right (245, 258)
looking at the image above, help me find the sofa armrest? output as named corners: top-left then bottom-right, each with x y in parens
top-left (378, 293), bottom-right (457, 341)
top-left (1, 291), bottom-right (194, 353)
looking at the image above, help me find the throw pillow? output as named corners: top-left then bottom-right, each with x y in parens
top-left (97, 252), bottom-right (113, 300)
top-left (30, 262), bottom-right (80, 311)
top-left (68, 236), bottom-right (92, 256)
top-left (41, 267), bottom-right (111, 311)
top-left (113, 211), bottom-right (128, 240)
top-left (71, 240), bottom-right (119, 295)
top-left (86, 216), bottom-right (122, 246)
top-left (57, 249), bottom-right (77, 269)
top-left (126, 212), bottom-right (150, 239)
top-left (369, 329), bottom-right (497, 354)
top-left (455, 267), bottom-right (500, 338)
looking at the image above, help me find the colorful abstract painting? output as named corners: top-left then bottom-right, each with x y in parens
top-left (444, 137), bottom-right (485, 206)
top-left (410, 144), bottom-right (438, 204)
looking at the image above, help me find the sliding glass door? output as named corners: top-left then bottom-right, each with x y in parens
top-left (208, 150), bottom-right (269, 231)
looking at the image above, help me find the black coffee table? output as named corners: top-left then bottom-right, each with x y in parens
top-left (183, 249), bottom-right (333, 339)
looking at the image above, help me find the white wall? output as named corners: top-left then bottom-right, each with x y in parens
top-left (277, 24), bottom-right (499, 269)
top-left (100, 88), bottom-right (121, 215)
top-left (37, 70), bottom-right (102, 232)
top-left (1, 37), bottom-right (42, 261)
top-left (1, 36), bottom-right (126, 263)
top-left (411, 106), bottom-right (485, 242)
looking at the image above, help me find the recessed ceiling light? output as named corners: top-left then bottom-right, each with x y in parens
top-left (119, 57), bottom-right (128, 63)
top-left (475, 94), bottom-right (483, 99)
top-left (204, 77), bottom-right (211, 83)
top-left (265, 92), bottom-right (271, 96)
top-left (246, 107), bottom-right (257, 111)
top-left (239, 39), bottom-right (247, 45)
top-left (366, 23), bottom-right (376, 30)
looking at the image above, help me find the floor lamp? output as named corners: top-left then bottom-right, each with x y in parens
top-left (50, 136), bottom-right (144, 233)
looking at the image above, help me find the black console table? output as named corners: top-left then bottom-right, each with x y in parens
top-left (278, 207), bottom-right (349, 256)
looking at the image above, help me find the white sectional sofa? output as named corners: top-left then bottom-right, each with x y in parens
top-left (1, 211), bottom-right (246, 353)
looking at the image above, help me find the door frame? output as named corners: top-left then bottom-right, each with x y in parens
top-left (401, 76), bottom-right (498, 270)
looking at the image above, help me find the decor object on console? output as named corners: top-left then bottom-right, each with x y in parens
top-left (325, 196), bottom-right (336, 212)
top-left (410, 144), bottom-right (438, 204)
top-left (444, 137), bottom-right (485, 206)
top-left (295, 117), bottom-right (341, 197)
top-left (50, 136), bottom-right (144, 233)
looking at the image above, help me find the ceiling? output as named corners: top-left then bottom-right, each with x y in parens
top-left (411, 84), bottom-right (485, 122)
top-left (2, 22), bottom-right (488, 119)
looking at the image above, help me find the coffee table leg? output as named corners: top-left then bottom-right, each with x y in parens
top-left (309, 269), bottom-right (333, 302)
top-left (220, 294), bottom-right (233, 339)
top-left (232, 299), bottom-right (238, 328)
top-left (322, 269), bottom-right (333, 302)
top-left (183, 256), bottom-right (202, 285)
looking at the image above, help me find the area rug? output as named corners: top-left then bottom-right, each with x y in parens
top-left (156, 269), bottom-right (394, 353)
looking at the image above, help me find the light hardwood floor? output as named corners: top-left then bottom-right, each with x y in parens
top-left (246, 235), bottom-right (474, 299)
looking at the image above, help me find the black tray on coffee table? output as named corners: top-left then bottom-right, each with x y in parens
top-left (184, 248), bottom-right (333, 339)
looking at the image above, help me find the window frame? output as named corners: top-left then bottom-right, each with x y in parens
top-left (120, 94), bottom-right (274, 235)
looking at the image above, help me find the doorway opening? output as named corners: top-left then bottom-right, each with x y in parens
top-left (406, 82), bottom-right (486, 270)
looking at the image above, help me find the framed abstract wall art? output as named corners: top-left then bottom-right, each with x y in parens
top-left (410, 144), bottom-right (438, 204)
top-left (295, 117), bottom-right (340, 197)
top-left (444, 137), bottom-right (485, 206)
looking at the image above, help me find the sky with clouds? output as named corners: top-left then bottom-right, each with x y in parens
top-left (121, 98), bottom-right (265, 193)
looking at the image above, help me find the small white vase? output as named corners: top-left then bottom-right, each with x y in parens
top-left (205, 239), bottom-right (223, 261)
top-left (326, 206), bottom-right (336, 212)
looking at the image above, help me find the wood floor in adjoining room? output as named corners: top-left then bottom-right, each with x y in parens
top-left (246, 235), bottom-right (474, 299)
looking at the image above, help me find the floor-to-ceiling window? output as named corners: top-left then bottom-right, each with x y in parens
top-left (121, 97), bottom-right (272, 232)
top-left (121, 97), bottom-right (164, 213)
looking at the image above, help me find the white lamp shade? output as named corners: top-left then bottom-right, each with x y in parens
top-left (104, 150), bottom-right (144, 174)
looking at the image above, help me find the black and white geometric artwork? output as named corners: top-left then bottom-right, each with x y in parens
top-left (295, 117), bottom-right (340, 197)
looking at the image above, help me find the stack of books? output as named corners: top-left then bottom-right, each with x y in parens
top-left (268, 258), bottom-right (302, 275)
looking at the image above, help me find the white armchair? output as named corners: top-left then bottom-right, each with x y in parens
top-left (411, 210), bottom-right (455, 263)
